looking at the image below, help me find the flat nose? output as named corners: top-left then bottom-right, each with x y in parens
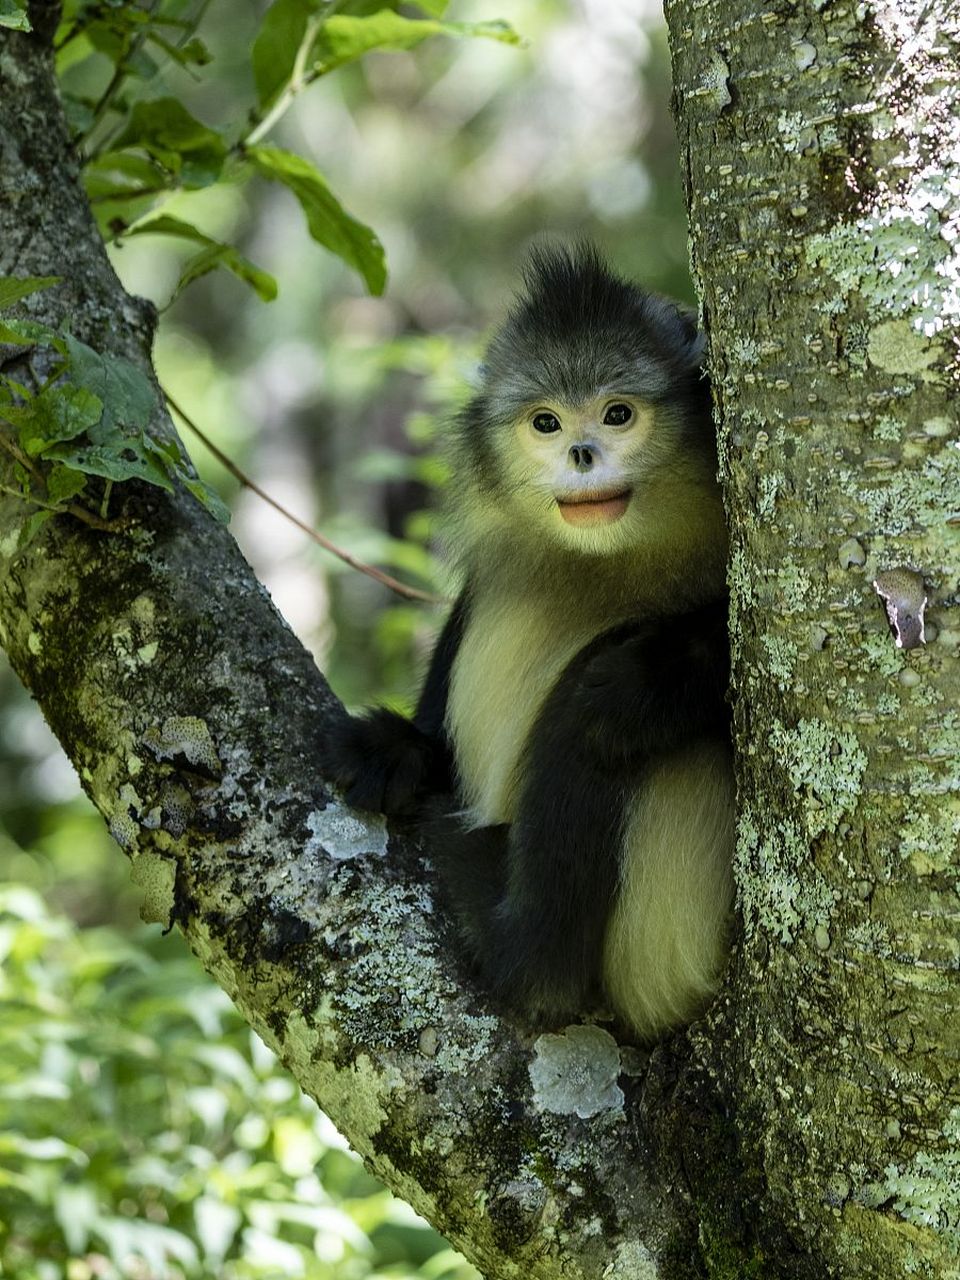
top-left (568, 443), bottom-right (598, 472)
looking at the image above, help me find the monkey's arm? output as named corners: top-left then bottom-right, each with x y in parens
top-left (322, 591), bottom-right (469, 815)
top-left (437, 599), bottom-right (730, 1023)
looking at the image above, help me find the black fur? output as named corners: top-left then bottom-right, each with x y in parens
top-left (433, 600), bottom-right (729, 1022)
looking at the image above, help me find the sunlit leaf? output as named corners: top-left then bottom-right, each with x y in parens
top-left (247, 145), bottom-right (386, 294)
top-left (0, 276), bottom-right (61, 311)
top-left (339, 0), bottom-right (449, 16)
top-left (0, 1133), bottom-right (87, 1163)
top-left (0, 0), bottom-right (30, 31)
top-left (54, 1182), bottom-right (98, 1254)
top-left (311, 10), bottom-right (520, 76)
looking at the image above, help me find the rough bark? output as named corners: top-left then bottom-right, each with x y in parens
top-left (665, 1), bottom-right (960, 1276)
top-left (0, 12), bottom-right (700, 1280)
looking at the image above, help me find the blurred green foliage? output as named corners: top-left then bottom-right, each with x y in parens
top-left (0, 0), bottom-right (695, 1274)
top-left (0, 886), bottom-right (480, 1280)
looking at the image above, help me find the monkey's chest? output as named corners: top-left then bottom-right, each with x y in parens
top-left (445, 599), bottom-right (600, 826)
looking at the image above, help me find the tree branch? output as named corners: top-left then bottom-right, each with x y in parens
top-left (0, 20), bottom-right (706, 1279)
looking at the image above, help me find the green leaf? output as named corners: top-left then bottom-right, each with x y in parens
top-left (247, 145), bottom-right (386, 295)
top-left (405, 0), bottom-right (450, 14)
top-left (252, 0), bottom-right (317, 109)
top-left (338, 0), bottom-right (449, 15)
top-left (0, 318), bottom-right (61, 348)
top-left (61, 335), bottom-right (157, 437)
top-left (310, 11), bottom-right (520, 75)
top-left (62, 94), bottom-right (97, 134)
top-left (146, 33), bottom-right (212, 69)
top-left (46, 466), bottom-right (88, 504)
top-left (181, 475), bottom-right (231, 524)
top-left (124, 216), bottom-right (277, 302)
top-left (44, 436), bottom-right (174, 490)
top-left (17, 510), bottom-right (53, 549)
top-left (0, 277), bottom-right (61, 311)
top-left (84, 150), bottom-right (171, 202)
top-left (0, 0), bottom-right (30, 32)
top-left (2, 384), bottom-right (104, 456)
top-left (113, 98), bottom-right (228, 189)
top-left (174, 245), bottom-right (278, 302)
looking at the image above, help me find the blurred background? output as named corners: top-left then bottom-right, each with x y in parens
top-left (0, 0), bottom-right (692, 1275)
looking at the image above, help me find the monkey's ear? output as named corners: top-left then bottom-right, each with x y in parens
top-left (673, 304), bottom-right (706, 370)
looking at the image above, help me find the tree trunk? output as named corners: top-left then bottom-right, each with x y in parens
top-left (664, 0), bottom-right (960, 1275)
top-left (2, 2), bottom-right (959, 1277)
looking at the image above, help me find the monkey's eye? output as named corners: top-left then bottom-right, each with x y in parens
top-left (603, 403), bottom-right (633, 427)
top-left (532, 412), bottom-right (561, 434)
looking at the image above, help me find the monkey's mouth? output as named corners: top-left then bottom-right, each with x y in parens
top-left (556, 489), bottom-right (632, 527)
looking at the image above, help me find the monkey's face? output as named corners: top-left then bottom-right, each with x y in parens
top-left (498, 392), bottom-right (690, 553)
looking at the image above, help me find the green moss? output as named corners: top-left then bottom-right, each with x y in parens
top-left (755, 472), bottom-right (785, 522)
top-left (836, 443), bottom-right (960, 538)
top-left (879, 1109), bottom-right (960, 1252)
top-left (698, 1216), bottom-right (767, 1279)
top-left (772, 563), bottom-right (818, 614)
top-left (806, 193), bottom-right (958, 329)
top-left (873, 414), bottom-right (904, 441)
top-left (898, 805), bottom-right (960, 876)
top-left (861, 629), bottom-right (904, 678)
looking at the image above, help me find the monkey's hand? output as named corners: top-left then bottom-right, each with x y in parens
top-left (322, 708), bottom-right (452, 816)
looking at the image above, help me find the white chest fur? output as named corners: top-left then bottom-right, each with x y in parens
top-left (445, 592), bottom-right (603, 826)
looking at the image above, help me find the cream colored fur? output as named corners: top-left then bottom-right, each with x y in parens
top-left (602, 741), bottom-right (734, 1039)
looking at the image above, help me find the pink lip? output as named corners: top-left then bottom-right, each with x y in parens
top-left (556, 489), bottom-right (632, 526)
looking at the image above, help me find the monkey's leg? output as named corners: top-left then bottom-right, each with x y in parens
top-left (430, 783), bottom-right (621, 1025)
top-left (451, 603), bottom-right (731, 1025)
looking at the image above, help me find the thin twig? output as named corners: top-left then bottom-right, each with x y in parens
top-left (0, 483), bottom-right (128, 532)
top-left (0, 431), bottom-right (44, 483)
top-left (164, 390), bottom-right (445, 605)
top-left (242, 0), bottom-right (348, 149)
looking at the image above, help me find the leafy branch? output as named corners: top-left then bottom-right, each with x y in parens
top-left (0, 278), bottom-right (228, 545)
top-left (63, 0), bottom-right (518, 301)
